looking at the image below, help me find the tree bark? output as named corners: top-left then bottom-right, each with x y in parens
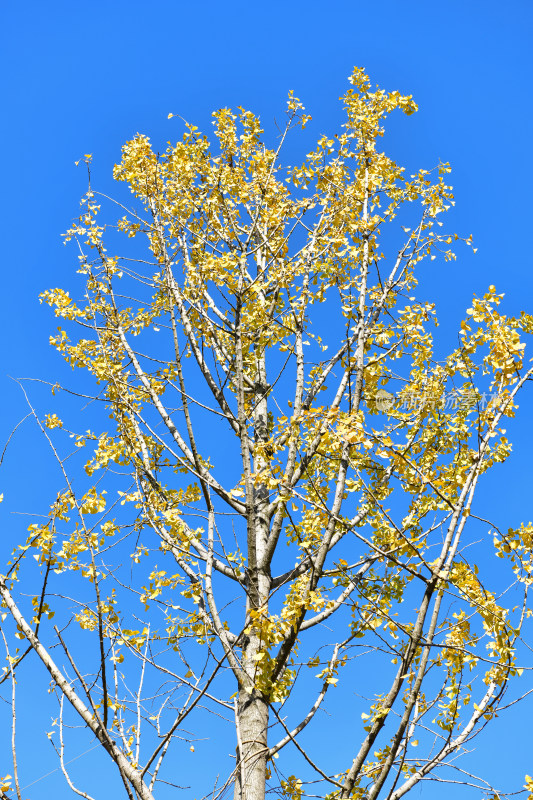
top-left (234, 686), bottom-right (269, 800)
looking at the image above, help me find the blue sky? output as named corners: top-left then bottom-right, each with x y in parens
top-left (1, 1), bottom-right (533, 797)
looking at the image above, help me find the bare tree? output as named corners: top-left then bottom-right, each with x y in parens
top-left (1, 68), bottom-right (532, 800)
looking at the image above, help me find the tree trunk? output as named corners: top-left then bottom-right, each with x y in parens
top-left (234, 247), bottom-right (271, 800)
top-left (234, 686), bottom-right (269, 800)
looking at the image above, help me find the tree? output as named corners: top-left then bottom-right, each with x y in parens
top-left (1, 67), bottom-right (532, 800)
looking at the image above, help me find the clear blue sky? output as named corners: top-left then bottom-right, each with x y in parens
top-left (1, 1), bottom-right (532, 797)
